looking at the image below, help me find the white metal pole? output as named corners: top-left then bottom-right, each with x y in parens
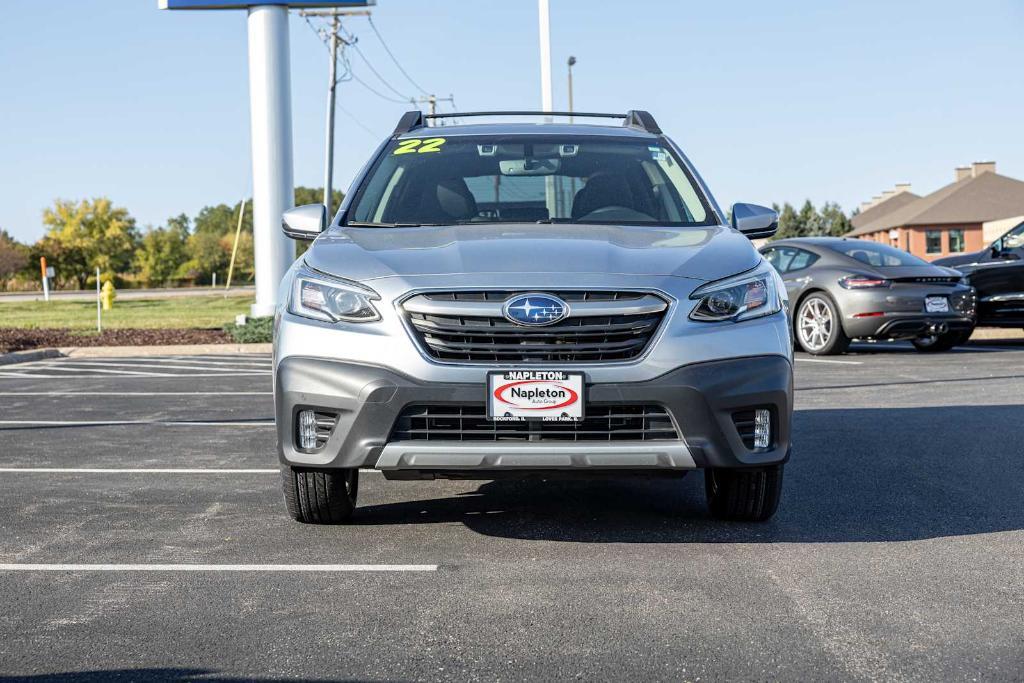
top-left (538, 0), bottom-right (556, 217)
top-left (538, 0), bottom-right (553, 114)
top-left (247, 5), bottom-right (295, 318)
top-left (42, 275), bottom-right (49, 302)
top-left (95, 267), bottom-right (101, 333)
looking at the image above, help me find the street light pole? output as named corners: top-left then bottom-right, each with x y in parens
top-left (567, 55), bottom-right (576, 121)
top-left (538, 0), bottom-right (553, 114)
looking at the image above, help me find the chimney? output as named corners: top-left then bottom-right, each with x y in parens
top-left (955, 166), bottom-right (972, 181)
top-left (972, 161), bottom-right (996, 176)
top-left (894, 182), bottom-right (912, 194)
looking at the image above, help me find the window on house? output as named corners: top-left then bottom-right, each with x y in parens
top-left (948, 229), bottom-right (965, 253)
top-left (925, 230), bottom-right (942, 254)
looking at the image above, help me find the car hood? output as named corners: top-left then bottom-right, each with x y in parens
top-left (304, 223), bottom-right (758, 283)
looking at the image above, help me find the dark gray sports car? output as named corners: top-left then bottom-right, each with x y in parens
top-left (760, 237), bottom-right (976, 354)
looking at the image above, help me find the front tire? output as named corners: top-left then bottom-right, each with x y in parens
top-left (281, 466), bottom-right (359, 524)
top-left (796, 293), bottom-right (850, 355)
top-left (912, 327), bottom-right (973, 352)
top-left (705, 465), bottom-right (784, 522)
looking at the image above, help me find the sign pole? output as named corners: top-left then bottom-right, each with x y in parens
top-left (96, 267), bottom-right (102, 333)
top-left (247, 4), bottom-right (295, 317)
top-left (40, 257), bottom-right (50, 302)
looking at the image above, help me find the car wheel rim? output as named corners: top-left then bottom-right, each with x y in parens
top-left (798, 299), bottom-right (833, 351)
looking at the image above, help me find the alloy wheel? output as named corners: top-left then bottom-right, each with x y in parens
top-left (798, 298), bottom-right (834, 352)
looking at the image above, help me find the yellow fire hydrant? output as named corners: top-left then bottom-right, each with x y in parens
top-left (101, 280), bottom-right (116, 311)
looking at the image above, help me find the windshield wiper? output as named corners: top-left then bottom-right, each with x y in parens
top-left (535, 218), bottom-right (576, 224)
top-left (346, 221), bottom-right (447, 228)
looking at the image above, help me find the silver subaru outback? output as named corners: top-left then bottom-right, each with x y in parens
top-left (274, 110), bottom-right (793, 524)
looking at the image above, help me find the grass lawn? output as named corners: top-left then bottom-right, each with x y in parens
top-left (0, 295), bottom-right (254, 330)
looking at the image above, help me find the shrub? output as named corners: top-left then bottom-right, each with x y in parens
top-left (224, 315), bottom-right (273, 343)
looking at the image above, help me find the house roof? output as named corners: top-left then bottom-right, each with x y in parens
top-left (848, 191), bottom-right (921, 234)
top-left (848, 172), bottom-right (1024, 236)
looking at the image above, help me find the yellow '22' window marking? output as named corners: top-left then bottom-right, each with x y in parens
top-left (393, 138), bottom-right (446, 155)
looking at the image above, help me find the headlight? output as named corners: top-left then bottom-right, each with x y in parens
top-left (689, 264), bottom-right (782, 322)
top-left (289, 268), bottom-right (381, 323)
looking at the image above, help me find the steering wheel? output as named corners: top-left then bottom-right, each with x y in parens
top-left (578, 205), bottom-right (656, 222)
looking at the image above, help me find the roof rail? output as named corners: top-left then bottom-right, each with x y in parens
top-left (392, 110), bottom-right (663, 135)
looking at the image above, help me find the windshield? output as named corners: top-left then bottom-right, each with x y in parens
top-left (345, 135), bottom-right (713, 227)
top-left (829, 241), bottom-right (930, 267)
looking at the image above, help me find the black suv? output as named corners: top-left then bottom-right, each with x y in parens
top-left (934, 220), bottom-right (1024, 328)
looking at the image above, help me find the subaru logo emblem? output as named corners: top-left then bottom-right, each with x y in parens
top-left (502, 293), bottom-right (570, 326)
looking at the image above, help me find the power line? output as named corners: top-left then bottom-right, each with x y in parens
top-left (366, 16), bottom-right (430, 97)
top-left (350, 42), bottom-right (413, 101)
top-left (349, 70), bottom-right (410, 104)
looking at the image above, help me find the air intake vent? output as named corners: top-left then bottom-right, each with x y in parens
top-left (391, 404), bottom-right (679, 442)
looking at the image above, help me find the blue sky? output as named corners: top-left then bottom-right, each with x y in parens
top-left (1, 0), bottom-right (1022, 242)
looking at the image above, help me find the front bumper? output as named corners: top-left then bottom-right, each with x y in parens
top-left (275, 355), bottom-right (793, 473)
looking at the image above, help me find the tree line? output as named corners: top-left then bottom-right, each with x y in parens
top-left (0, 187), bottom-right (340, 291)
top-left (0, 194), bottom-right (855, 291)
top-left (770, 200), bottom-right (854, 240)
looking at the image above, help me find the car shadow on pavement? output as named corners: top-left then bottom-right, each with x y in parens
top-left (352, 405), bottom-right (1024, 544)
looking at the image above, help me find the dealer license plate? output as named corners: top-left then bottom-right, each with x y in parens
top-left (925, 296), bottom-right (950, 313)
top-left (487, 371), bottom-right (584, 422)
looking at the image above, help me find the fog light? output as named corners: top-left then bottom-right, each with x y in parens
top-left (298, 410), bottom-right (318, 449)
top-left (753, 409), bottom-right (771, 449)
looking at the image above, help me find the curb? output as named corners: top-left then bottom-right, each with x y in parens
top-left (59, 343), bottom-right (273, 358)
top-left (0, 348), bottom-right (63, 366)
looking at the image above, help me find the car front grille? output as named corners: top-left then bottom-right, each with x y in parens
top-left (391, 404), bottom-right (680, 442)
top-left (402, 290), bottom-right (669, 363)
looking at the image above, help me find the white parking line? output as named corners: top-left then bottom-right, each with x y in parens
top-left (30, 360), bottom-right (270, 373)
top-left (794, 358), bottom-right (863, 365)
top-left (0, 468), bottom-right (382, 473)
top-left (0, 564), bottom-right (437, 572)
top-left (0, 372), bottom-right (269, 379)
top-left (0, 391), bottom-right (271, 396)
top-left (0, 420), bottom-right (273, 427)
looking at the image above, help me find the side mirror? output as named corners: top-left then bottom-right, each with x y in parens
top-left (990, 241), bottom-right (1002, 258)
top-left (282, 203), bottom-right (326, 240)
top-left (730, 203), bottom-right (778, 239)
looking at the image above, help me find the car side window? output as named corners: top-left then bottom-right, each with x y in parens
top-left (1002, 222), bottom-right (1024, 251)
top-left (787, 248), bottom-right (819, 272)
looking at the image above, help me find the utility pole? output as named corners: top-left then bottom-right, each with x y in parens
top-left (411, 94), bottom-right (455, 117)
top-left (300, 8), bottom-right (371, 221)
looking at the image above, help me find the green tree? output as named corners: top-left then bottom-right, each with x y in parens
top-left (134, 214), bottom-right (190, 286)
top-left (819, 202), bottom-right (851, 237)
top-left (179, 230), bottom-right (230, 283)
top-left (772, 202), bottom-right (800, 240)
top-left (40, 198), bottom-right (139, 287)
top-left (0, 230), bottom-right (29, 288)
top-left (798, 200), bottom-right (821, 237)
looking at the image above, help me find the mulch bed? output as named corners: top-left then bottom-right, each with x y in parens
top-left (0, 328), bottom-right (231, 354)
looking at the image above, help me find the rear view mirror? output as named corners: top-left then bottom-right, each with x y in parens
top-left (730, 203), bottom-right (778, 239)
top-left (499, 158), bottom-right (560, 176)
top-left (282, 204), bottom-right (326, 240)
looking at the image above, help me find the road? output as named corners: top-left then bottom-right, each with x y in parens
top-left (0, 285), bottom-right (254, 303)
top-left (0, 343), bottom-right (1022, 681)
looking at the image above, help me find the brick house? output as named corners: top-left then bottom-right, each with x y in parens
top-left (846, 162), bottom-right (1024, 261)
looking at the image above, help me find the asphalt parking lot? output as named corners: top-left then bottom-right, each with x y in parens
top-left (1, 343), bottom-right (1022, 681)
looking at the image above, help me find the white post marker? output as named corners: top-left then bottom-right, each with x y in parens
top-left (158, 1), bottom-right (375, 317)
top-left (40, 257), bottom-right (49, 302)
top-left (95, 266), bottom-right (101, 332)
